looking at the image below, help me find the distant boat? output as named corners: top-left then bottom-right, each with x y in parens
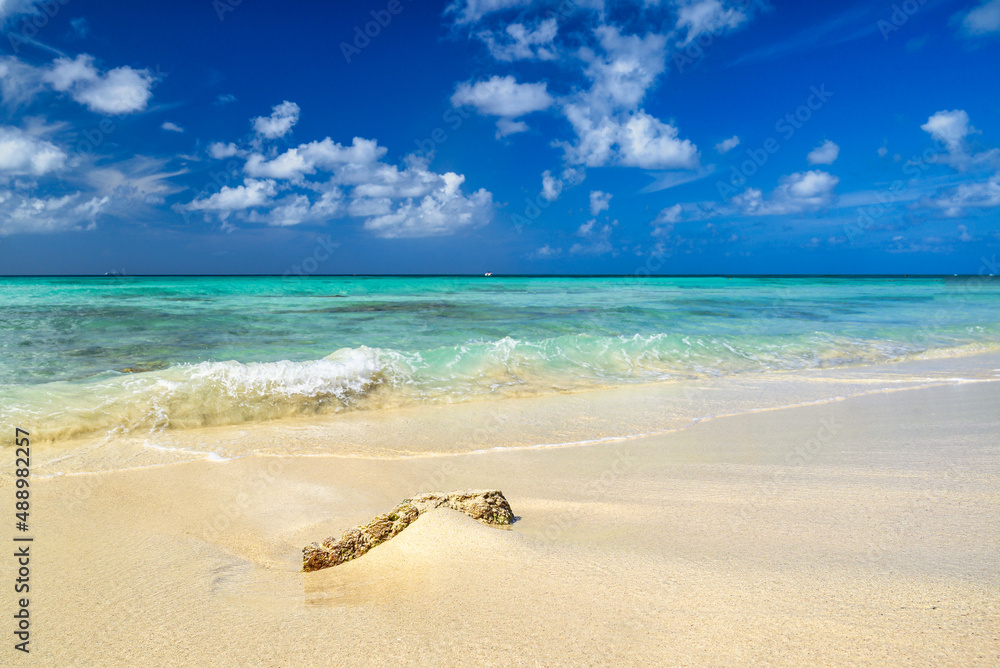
top-left (484, 272), bottom-right (492, 276)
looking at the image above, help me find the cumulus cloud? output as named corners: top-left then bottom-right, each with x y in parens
top-left (919, 109), bottom-right (999, 170)
top-left (161, 122), bottom-right (184, 133)
top-left (452, 75), bottom-right (554, 118)
top-left (208, 142), bottom-right (240, 159)
top-left (363, 173), bottom-right (493, 238)
top-left (185, 105), bottom-right (495, 236)
top-left (589, 190), bottom-right (612, 215)
top-left (478, 19), bottom-right (559, 60)
top-left (247, 190), bottom-right (343, 227)
top-left (43, 55), bottom-right (155, 114)
top-left (715, 135), bottom-right (740, 154)
top-left (582, 26), bottom-right (667, 114)
top-left (252, 100), bottom-right (300, 139)
top-left (452, 75), bottom-right (555, 138)
top-left (244, 137), bottom-right (386, 182)
top-left (807, 139), bottom-right (839, 165)
top-left (541, 169), bottom-right (563, 201)
top-left (0, 125), bottom-right (66, 176)
top-left (185, 179), bottom-right (278, 218)
top-left (956, 0), bottom-right (1000, 37)
top-left (556, 27), bottom-right (700, 170)
top-left (561, 109), bottom-right (699, 169)
top-left (921, 110), bottom-right (972, 153)
top-left (731, 170), bottom-right (839, 216)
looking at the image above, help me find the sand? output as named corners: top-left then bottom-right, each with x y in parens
top-left (8, 355), bottom-right (1000, 666)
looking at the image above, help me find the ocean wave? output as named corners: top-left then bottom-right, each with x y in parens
top-left (2, 333), bottom-right (998, 443)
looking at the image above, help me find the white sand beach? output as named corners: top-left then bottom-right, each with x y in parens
top-left (11, 354), bottom-right (999, 666)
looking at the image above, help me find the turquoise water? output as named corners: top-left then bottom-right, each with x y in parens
top-left (2, 276), bottom-right (999, 441)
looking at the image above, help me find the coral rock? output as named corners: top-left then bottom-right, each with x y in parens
top-left (406, 489), bottom-right (515, 526)
top-left (302, 489), bottom-right (513, 572)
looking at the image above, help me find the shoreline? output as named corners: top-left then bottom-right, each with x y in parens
top-left (20, 355), bottom-right (1000, 665)
top-left (15, 349), bottom-right (1000, 479)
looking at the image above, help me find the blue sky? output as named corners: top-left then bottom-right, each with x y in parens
top-left (0, 0), bottom-right (998, 275)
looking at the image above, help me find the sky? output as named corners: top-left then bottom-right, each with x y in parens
top-left (0, 0), bottom-right (998, 275)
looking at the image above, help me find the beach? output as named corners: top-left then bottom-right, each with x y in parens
top-left (11, 351), bottom-right (1000, 666)
top-left (3, 0), bottom-right (999, 662)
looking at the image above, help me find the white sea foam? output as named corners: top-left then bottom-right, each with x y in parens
top-left (3, 334), bottom-right (999, 443)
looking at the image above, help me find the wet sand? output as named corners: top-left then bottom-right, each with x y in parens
top-left (10, 358), bottom-right (1000, 666)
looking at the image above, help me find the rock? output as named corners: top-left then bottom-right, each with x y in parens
top-left (406, 489), bottom-right (515, 526)
top-left (302, 489), bottom-right (513, 572)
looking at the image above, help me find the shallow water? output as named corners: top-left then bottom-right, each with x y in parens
top-left (2, 275), bottom-right (999, 441)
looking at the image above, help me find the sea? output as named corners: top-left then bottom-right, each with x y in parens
top-left (2, 275), bottom-right (999, 444)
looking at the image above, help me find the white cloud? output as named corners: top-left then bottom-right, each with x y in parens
top-left (185, 179), bottom-right (278, 218)
top-left (208, 142), bottom-right (240, 159)
top-left (921, 110), bottom-right (972, 153)
top-left (533, 244), bottom-right (562, 258)
top-left (84, 156), bottom-right (186, 204)
top-left (807, 139), bottom-right (839, 165)
top-left (617, 112), bottom-right (699, 169)
top-left (919, 109), bottom-right (999, 171)
top-left (958, 224), bottom-right (973, 241)
top-left (495, 118), bottom-right (529, 138)
top-left (582, 26), bottom-right (667, 114)
top-left (922, 173), bottom-right (1000, 216)
top-left (363, 172), bottom-right (493, 238)
top-left (557, 27), bottom-right (699, 170)
top-left (541, 169), bottom-right (562, 201)
top-left (0, 190), bottom-right (106, 235)
top-left (478, 19), bottom-right (559, 60)
top-left (731, 170), bottom-right (839, 215)
top-left (451, 75), bottom-right (554, 117)
top-left (446, 0), bottom-right (534, 24)
top-left (957, 0), bottom-right (1000, 37)
top-left (247, 190), bottom-right (343, 227)
top-left (0, 0), bottom-right (37, 20)
top-left (43, 55), bottom-right (155, 115)
top-left (675, 0), bottom-right (750, 46)
top-left (561, 166), bottom-right (586, 186)
top-left (161, 122), bottom-right (184, 133)
top-left (244, 137), bottom-right (386, 181)
top-left (0, 57), bottom-right (46, 108)
top-left (562, 109), bottom-right (699, 169)
top-left (187, 108), bottom-right (494, 236)
top-left (569, 220), bottom-right (613, 254)
top-left (715, 135), bottom-right (740, 154)
top-left (0, 125), bottom-right (66, 176)
top-left (589, 189), bottom-right (612, 215)
top-left (252, 100), bottom-right (300, 139)
top-left (653, 203), bottom-right (682, 225)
